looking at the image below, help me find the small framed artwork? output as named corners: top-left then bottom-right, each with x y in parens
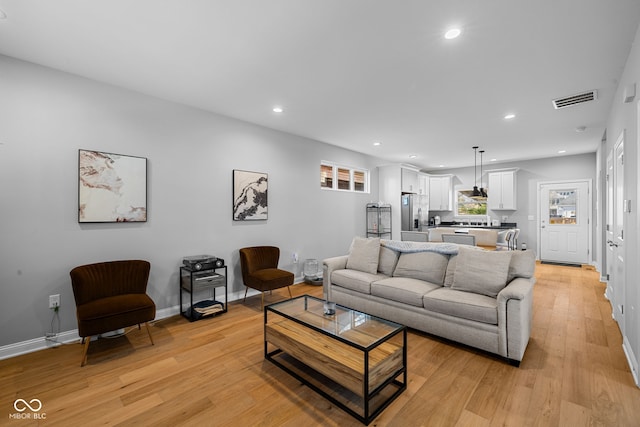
top-left (233, 169), bottom-right (268, 221)
top-left (78, 149), bottom-right (147, 223)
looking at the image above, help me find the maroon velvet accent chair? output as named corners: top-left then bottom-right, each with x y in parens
top-left (239, 246), bottom-right (294, 308)
top-left (70, 260), bottom-right (156, 366)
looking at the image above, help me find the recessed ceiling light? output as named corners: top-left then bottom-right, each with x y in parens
top-left (373, 141), bottom-right (382, 146)
top-left (490, 158), bottom-right (497, 162)
top-left (272, 106), bottom-right (283, 113)
top-left (504, 113), bottom-right (516, 120)
top-left (444, 28), bottom-right (462, 39)
top-left (439, 165), bottom-right (445, 168)
top-left (558, 150), bottom-right (566, 154)
top-left (575, 126), bottom-right (586, 132)
top-left (409, 154), bottom-right (417, 159)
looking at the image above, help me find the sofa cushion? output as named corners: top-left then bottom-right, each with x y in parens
top-left (372, 277), bottom-right (441, 307)
top-left (507, 250), bottom-right (536, 283)
top-left (451, 246), bottom-right (513, 297)
top-left (423, 287), bottom-right (498, 324)
top-left (346, 237), bottom-right (380, 274)
top-left (331, 269), bottom-right (387, 294)
top-left (392, 252), bottom-right (449, 285)
top-left (378, 246), bottom-right (400, 276)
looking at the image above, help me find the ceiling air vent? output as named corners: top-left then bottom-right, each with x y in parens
top-left (552, 90), bottom-right (597, 109)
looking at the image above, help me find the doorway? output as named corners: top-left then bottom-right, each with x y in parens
top-left (538, 180), bottom-right (591, 265)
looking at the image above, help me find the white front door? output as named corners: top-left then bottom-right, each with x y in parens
top-left (539, 181), bottom-right (591, 264)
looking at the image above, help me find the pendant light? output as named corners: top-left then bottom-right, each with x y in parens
top-left (472, 146), bottom-right (481, 196)
top-left (479, 150), bottom-right (487, 197)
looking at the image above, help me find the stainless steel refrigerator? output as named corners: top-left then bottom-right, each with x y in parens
top-left (401, 194), bottom-right (428, 231)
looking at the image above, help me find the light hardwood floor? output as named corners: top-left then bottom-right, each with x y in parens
top-left (2, 263), bottom-right (640, 426)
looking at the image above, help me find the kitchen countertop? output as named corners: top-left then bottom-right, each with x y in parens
top-left (423, 222), bottom-right (517, 230)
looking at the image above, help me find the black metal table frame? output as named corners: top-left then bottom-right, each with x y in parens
top-left (264, 295), bottom-right (407, 425)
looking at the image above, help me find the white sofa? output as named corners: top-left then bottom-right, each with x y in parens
top-left (323, 238), bottom-right (536, 365)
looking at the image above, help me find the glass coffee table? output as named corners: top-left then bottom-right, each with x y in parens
top-left (264, 295), bottom-right (406, 425)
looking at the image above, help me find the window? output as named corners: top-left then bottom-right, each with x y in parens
top-left (548, 189), bottom-right (577, 225)
top-left (456, 190), bottom-right (487, 216)
top-left (337, 168), bottom-right (350, 190)
top-left (320, 161), bottom-right (369, 193)
top-left (320, 164), bottom-right (333, 189)
top-left (354, 171), bottom-right (365, 191)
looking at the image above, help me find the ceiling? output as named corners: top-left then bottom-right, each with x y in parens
top-left (1, 0), bottom-right (640, 170)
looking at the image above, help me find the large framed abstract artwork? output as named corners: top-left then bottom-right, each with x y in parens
top-left (233, 169), bottom-right (268, 221)
top-left (78, 149), bottom-right (148, 223)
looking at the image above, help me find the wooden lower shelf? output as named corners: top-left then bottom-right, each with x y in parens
top-left (266, 319), bottom-right (403, 395)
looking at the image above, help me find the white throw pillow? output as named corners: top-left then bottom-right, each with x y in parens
top-left (346, 237), bottom-right (381, 274)
top-left (451, 246), bottom-right (513, 297)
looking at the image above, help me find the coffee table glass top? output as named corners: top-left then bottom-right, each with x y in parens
top-left (266, 295), bottom-right (404, 350)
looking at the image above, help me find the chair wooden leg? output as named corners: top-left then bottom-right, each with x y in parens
top-left (261, 292), bottom-right (265, 310)
top-left (80, 336), bottom-right (91, 367)
top-left (144, 322), bottom-right (154, 345)
top-left (287, 286), bottom-right (292, 299)
top-left (243, 287), bottom-right (249, 302)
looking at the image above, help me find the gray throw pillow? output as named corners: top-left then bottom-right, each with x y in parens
top-left (393, 251), bottom-right (449, 285)
top-left (378, 246), bottom-right (400, 276)
top-left (451, 246), bottom-right (513, 297)
top-left (507, 250), bottom-right (536, 283)
top-left (443, 254), bottom-right (457, 287)
top-left (346, 237), bottom-right (380, 274)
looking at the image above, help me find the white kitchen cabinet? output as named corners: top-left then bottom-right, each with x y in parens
top-left (401, 168), bottom-right (419, 193)
top-left (429, 175), bottom-right (452, 211)
top-left (487, 169), bottom-right (518, 210)
top-left (418, 173), bottom-right (429, 196)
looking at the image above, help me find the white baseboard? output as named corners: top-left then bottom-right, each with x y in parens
top-left (0, 286), bottom-right (304, 361)
top-left (0, 330), bottom-right (81, 361)
top-left (0, 307), bottom-right (180, 361)
top-left (0, 286), bottom-right (302, 360)
top-left (622, 336), bottom-right (640, 388)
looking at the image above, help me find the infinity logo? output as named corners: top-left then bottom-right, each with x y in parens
top-left (13, 398), bottom-right (42, 412)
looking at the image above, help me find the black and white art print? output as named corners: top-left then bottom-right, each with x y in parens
top-left (233, 169), bottom-right (268, 221)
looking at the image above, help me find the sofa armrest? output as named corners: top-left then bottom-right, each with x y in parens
top-left (497, 277), bottom-right (536, 362)
top-left (497, 277), bottom-right (535, 303)
top-left (322, 255), bottom-right (348, 299)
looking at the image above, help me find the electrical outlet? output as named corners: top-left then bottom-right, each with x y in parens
top-left (292, 252), bottom-right (298, 263)
top-left (49, 294), bottom-right (60, 309)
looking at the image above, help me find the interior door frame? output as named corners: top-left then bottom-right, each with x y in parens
top-left (605, 149), bottom-right (615, 300)
top-left (536, 179), bottom-right (593, 264)
top-left (611, 131), bottom-right (625, 330)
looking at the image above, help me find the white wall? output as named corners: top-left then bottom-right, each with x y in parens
top-left (602, 22), bottom-right (640, 384)
top-left (0, 55), bottom-right (382, 347)
top-left (425, 153), bottom-right (597, 257)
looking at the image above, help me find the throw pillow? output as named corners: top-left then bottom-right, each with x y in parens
top-left (393, 251), bottom-right (449, 285)
top-left (507, 250), bottom-right (536, 283)
top-left (346, 237), bottom-right (380, 274)
top-left (378, 246), bottom-right (400, 276)
top-left (443, 254), bottom-right (457, 287)
top-left (451, 246), bottom-right (513, 297)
